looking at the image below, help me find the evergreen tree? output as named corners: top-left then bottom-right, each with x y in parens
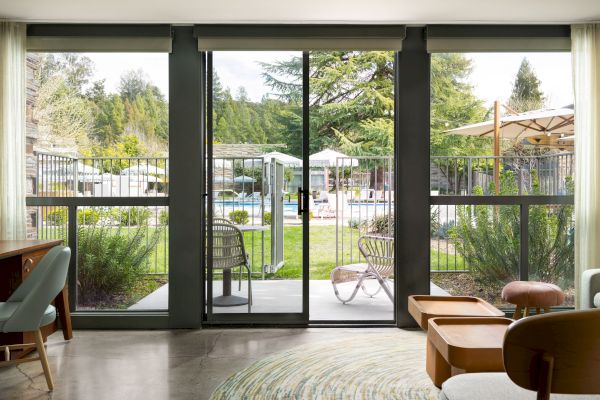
top-left (508, 58), bottom-right (545, 112)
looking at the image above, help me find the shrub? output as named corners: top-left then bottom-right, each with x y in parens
top-left (77, 225), bottom-right (162, 306)
top-left (113, 207), bottom-right (151, 226)
top-left (451, 172), bottom-right (574, 289)
top-left (46, 208), bottom-right (67, 225)
top-left (348, 218), bottom-right (362, 229)
top-left (367, 214), bottom-right (394, 235)
top-left (78, 209), bottom-right (100, 225)
top-left (263, 211), bottom-right (272, 225)
top-left (229, 210), bottom-right (249, 225)
top-left (159, 210), bottom-right (169, 226)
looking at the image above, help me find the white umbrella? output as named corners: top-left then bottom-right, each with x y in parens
top-left (309, 149), bottom-right (359, 167)
top-left (243, 151), bottom-right (303, 167)
top-left (233, 175), bottom-right (257, 183)
top-left (446, 106), bottom-right (574, 140)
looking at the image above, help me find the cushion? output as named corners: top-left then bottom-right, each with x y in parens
top-left (501, 281), bottom-right (565, 307)
top-left (0, 302), bottom-right (56, 333)
top-left (440, 373), bottom-right (600, 400)
top-left (594, 293), bottom-right (600, 308)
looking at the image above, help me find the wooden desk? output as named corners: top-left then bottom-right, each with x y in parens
top-left (426, 317), bottom-right (513, 387)
top-left (0, 240), bottom-right (73, 359)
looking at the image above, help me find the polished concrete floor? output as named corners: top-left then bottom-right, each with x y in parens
top-left (130, 280), bottom-right (449, 321)
top-left (0, 327), bottom-right (418, 400)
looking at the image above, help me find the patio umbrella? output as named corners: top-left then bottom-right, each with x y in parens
top-left (446, 102), bottom-right (574, 191)
top-left (446, 105), bottom-right (574, 140)
top-left (233, 175), bottom-right (257, 183)
top-left (309, 149), bottom-right (359, 167)
top-left (243, 151), bottom-right (303, 167)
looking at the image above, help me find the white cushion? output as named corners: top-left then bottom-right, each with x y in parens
top-left (439, 373), bottom-right (600, 400)
top-left (594, 293), bottom-right (600, 308)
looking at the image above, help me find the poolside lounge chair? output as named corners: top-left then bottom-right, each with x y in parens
top-left (330, 235), bottom-right (394, 304)
top-left (316, 193), bottom-right (348, 219)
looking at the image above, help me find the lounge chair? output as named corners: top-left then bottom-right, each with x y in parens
top-left (316, 193), bottom-right (348, 219)
top-left (330, 235), bottom-right (394, 304)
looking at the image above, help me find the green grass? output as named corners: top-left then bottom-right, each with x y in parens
top-left (430, 248), bottom-right (466, 272)
top-left (242, 225), bottom-right (362, 280)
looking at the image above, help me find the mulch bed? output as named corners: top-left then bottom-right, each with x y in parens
top-left (431, 272), bottom-right (574, 308)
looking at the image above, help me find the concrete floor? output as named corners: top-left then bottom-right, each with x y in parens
top-left (0, 328), bottom-right (423, 400)
top-left (130, 280), bottom-right (449, 321)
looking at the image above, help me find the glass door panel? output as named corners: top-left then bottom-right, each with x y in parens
top-left (206, 51), bottom-right (306, 320)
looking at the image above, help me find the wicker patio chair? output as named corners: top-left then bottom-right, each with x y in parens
top-left (213, 217), bottom-right (244, 288)
top-left (330, 235), bottom-right (394, 304)
top-left (212, 223), bottom-right (252, 312)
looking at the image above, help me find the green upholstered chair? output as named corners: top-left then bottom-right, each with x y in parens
top-left (0, 245), bottom-right (71, 391)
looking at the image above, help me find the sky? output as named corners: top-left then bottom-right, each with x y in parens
top-left (84, 51), bottom-right (574, 108)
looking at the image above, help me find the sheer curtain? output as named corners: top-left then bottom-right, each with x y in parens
top-left (0, 22), bottom-right (26, 240)
top-left (572, 24), bottom-right (600, 308)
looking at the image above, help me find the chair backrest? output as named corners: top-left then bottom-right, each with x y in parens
top-left (504, 308), bottom-right (600, 398)
top-left (358, 235), bottom-right (394, 278)
top-left (3, 246), bottom-right (71, 333)
top-left (213, 217), bottom-right (233, 225)
top-left (211, 223), bottom-right (247, 271)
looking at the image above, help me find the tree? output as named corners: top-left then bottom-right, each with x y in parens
top-left (38, 53), bottom-right (94, 93)
top-left (119, 69), bottom-right (151, 102)
top-left (508, 58), bottom-right (545, 113)
top-left (34, 75), bottom-right (94, 148)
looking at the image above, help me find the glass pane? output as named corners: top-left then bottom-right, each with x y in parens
top-left (528, 204), bottom-right (575, 307)
top-left (431, 204), bottom-right (520, 308)
top-left (26, 52), bottom-right (169, 311)
top-left (308, 51), bottom-right (395, 321)
top-left (209, 51), bottom-right (303, 314)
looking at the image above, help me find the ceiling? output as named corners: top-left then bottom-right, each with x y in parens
top-left (1, 0), bottom-right (599, 24)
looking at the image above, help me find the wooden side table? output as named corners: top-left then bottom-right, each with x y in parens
top-left (426, 317), bottom-right (513, 387)
top-left (408, 295), bottom-right (505, 331)
top-left (0, 240), bottom-right (73, 360)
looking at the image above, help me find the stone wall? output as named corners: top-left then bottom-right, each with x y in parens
top-left (25, 54), bottom-right (40, 238)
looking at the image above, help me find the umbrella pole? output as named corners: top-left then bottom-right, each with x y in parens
top-left (493, 99), bottom-right (501, 194)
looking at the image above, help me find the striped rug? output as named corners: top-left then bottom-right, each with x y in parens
top-left (210, 330), bottom-right (440, 400)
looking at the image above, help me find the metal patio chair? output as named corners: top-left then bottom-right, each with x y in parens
top-left (212, 223), bottom-right (252, 312)
top-left (331, 235), bottom-right (394, 304)
top-left (213, 217), bottom-right (244, 289)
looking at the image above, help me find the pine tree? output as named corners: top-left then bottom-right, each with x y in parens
top-left (508, 58), bottom-right (545, 113)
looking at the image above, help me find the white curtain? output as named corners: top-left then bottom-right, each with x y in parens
top-left (572, 24), bottom-right (600, 309)
top-left (0, 22), bottom-right (27, 240)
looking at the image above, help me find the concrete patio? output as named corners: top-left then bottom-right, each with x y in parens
top-left (130, 280), bottom-right (449, 321)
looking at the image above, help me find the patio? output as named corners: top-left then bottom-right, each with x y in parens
top-left (129, 280), bottom-right (449, 320)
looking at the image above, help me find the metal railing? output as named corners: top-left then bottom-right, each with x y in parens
top-left (431, 153), bottom-right (574, 196)
top-left (334, 156), bottom-right (395, 269)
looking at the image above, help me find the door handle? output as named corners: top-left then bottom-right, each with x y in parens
top-left (297, 188), bottom-right (304, 215)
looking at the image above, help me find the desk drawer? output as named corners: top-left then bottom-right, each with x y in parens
top-left (22, 249), bottom-right (50, 278)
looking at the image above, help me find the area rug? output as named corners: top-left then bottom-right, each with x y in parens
top-left (210, 331), bottom-right (440, 400)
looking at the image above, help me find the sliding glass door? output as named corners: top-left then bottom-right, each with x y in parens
top-left (205, 51), bottom-right (309, 323)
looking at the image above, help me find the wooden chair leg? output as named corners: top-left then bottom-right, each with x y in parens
top-left (33, 330), bottom-right (54, 391)
top-left (524, 307), bottom-right (530, 317)
top-left (513, 305), bottom-right (523, 319)
top-left (543, 307), bottom-right (551, 314)
top-left (536, 307), bottom-right (541, 315)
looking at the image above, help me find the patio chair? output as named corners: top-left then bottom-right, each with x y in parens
top-left (213, 217), bottom-right (245, 290)
top-left (212, 223), bottom-right (252, 312)
top-left (330, 235), bottom-right (394, 304)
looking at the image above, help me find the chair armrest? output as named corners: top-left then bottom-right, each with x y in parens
top-left (581, 269), bottom-right (600, 309)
